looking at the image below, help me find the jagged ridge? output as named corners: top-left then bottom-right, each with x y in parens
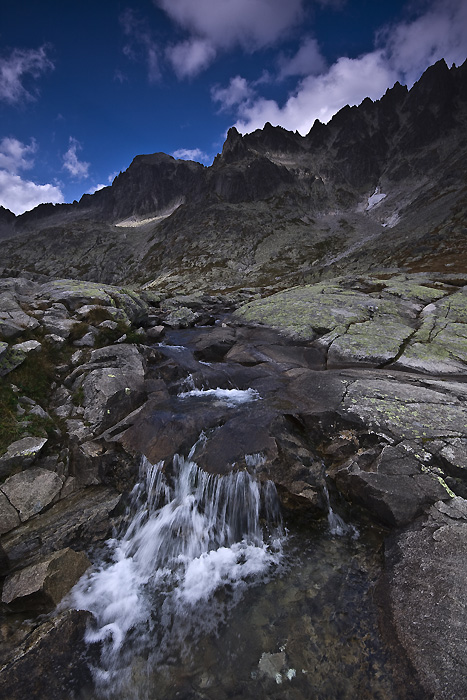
top-left (1, 58), bottom-right (466, 291)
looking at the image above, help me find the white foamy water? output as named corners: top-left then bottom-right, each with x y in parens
top-left (70, 444), bottom-right (283, 695)
top-left (178, 387), bottom-right (260, 406)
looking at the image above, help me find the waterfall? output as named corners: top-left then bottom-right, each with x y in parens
top-left (70, 441), bottom-right (283, 696)
top-left (323, 483), bottom-right (359, 538)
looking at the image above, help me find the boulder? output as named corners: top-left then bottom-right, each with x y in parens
top-left (0, 609), bottom-right (94, 699)
top-left (334, 443), bottom-right (449, 527)
top-left (1, 468), bottom-right (63, 522)
top-left (2, 547), bottom-right (90, 612)
top-left (11, 340), bottom-right (41, 355)
top-left (164, 305), bottom-right (200, 328)
top-left (384, 498), bottom-right (467, 699)
top-left (78, 344), bottom-right (146, 431)
top-left (1, 486), bottom-right (121, 568)
top-left (41, 314), bottom-right (77, 339)
top-left (44, 333), bottom-right (66, 347)
top-left (72, 329), bottom-right (97, 347)
top-left (0, 346), bottom-right (26, 376)
top-left (0, 491), bottom-right (20, 535)
top-left (0, 437), bottom-right (48, 478)
top-left (0, 319), bottom-right (25, 340)
top-left (98, 319), bottom-right (118, 330)
top-left (146, 324), bottom-right (165, 340)
top-left (109, 289), bottom-right (150, 324)
top-left (40, 279), bottom-right (114, 311)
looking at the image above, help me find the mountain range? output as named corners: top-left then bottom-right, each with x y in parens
top-left (1, 58), bottom-right (466, 292)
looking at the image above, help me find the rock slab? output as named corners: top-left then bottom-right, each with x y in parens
top-left (2, 547), bottom-right (90, 612)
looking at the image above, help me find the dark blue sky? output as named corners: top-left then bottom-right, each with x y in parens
top-left (1, 0), bottom-right (466, 214)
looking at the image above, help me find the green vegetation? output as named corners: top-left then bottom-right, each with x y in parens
top-left (68, 321), bottom-right (90, 342)
top-left (72, 385), bottom-right (84, 407)
top-left (0, 379), bottom-right (55, 457)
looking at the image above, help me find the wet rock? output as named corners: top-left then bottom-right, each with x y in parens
top-left (0, 609), bottom-right (94, 700)
top-left (69, 440), bottom-right (104, 487)
top-left (334, 443), bottom-right (448, 527)
top-left (0, 437), bottom-right (48, 478)
top-left (1, 486), bottom-right (121, 568)
top-left (224, 342), bottom-right (264, 364)
top-left (122, 398), bottom-right (222, 465)
top-left (191, 326), bottom-right (237, 361)
top-left (146, 324), bottom-right (165, 340)
top-left (384, 498), bottom-right (467, 699)
top-left (192, 409), bottom-right (326, 515)
top-left (2, 548), bottom-right (90, 612)
top-left (1, 468), bottom-right (63, 523)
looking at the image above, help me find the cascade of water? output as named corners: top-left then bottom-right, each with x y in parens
top-left (323, 482), bottom-right (359, 538)
top-left (70, 445), bottom-right (283, 696)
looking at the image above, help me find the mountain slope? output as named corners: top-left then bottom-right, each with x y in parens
top-left (1, 58), bottom-right (466, 293)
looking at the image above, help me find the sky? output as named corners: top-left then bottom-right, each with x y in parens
top-left (1, 0), bottom-right (466, 215)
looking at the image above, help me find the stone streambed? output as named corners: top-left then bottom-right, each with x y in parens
top-left (0, 273), bottom-right (467, 698)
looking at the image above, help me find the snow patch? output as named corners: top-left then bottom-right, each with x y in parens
top-left (366, 186), bottom-right (387, 210)
top-left (115, 200), bottom-right (183, 227)
top-left (382, 212), bottom-right (400, 228)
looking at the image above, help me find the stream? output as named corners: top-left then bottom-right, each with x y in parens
top-left (68, 328), bottom-right (411, 699)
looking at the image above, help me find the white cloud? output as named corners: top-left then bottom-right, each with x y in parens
top-left (156, 0), bottom-right (303, 77)
top-left (166, 39), bottom-right (216, 79)
top-left (211, 76), bottom-right (255, 111)
top-left (62, 137), bottom-right (90, 179)
top-left (223, 0), bottom-right (467, 135)
top-left (0, 135), bottom-right (64, 214)
top-left (0, 137), bottom-right (36, 173)
top-left (382, 0), bottom-right (467, 87)
top-left (120, 9), bottom-right (161, 83)
top-left (0, 170), bottom-right (64, 215)
top-left (236, 51), bottom-right (397, 133)
top-left (172, 148), bottom-right (210, 163)
top-left (0, 46), bottom-right (53, 104)
top-left (277, 37), bottom-right (326, 79)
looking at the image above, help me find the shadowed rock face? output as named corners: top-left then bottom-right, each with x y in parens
top-left (1, 60), bottom-right (466, 291)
